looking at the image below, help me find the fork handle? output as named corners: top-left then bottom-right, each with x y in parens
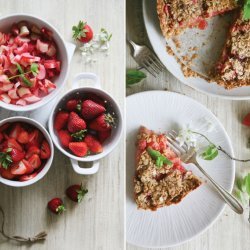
top-left (193, 160), bottom-right (243, 214)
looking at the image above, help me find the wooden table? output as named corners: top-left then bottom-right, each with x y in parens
top-left (0, 0), bottom-right (124, 249)
top-left (126, 1), bottom-right (250, 250)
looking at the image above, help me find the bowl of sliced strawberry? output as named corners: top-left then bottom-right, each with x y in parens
top-left (0, 117), bottom-right (54, 187)
top-left (0, 14), bottom-right (69, 111)
top-left (48, 73), bottom-right (123, 175)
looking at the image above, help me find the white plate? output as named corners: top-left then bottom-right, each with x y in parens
top-left (126, 91), bottom-right (235, 248)
top-left (142, 1), bottom-right (250, 100)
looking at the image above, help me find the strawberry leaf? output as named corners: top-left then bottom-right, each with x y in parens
top-left (76, 184), bottom-right (88, 203)
top-left (0, 150), bottom-right (13, 169)
top-left (72, 21), bottom-right (87, 40)
top-left (71, 129), bottom-right (87, 141)
top-left (56, 205), bottom-right (66, 214)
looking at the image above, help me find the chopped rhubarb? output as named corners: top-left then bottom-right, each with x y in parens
top-left (0, 21), bottom-right (61, 106)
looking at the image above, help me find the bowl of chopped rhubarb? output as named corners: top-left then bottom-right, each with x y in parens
top-left (0, 14), bottom-right (69, 111)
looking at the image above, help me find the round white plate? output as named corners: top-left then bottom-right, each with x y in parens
top-left (142, 1), bottom-right (250, 100)
top-left (126, 91), bottom-right (235, 248)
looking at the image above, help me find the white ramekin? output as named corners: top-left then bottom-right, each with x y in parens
top-left (48, 73), bottom-right (123, 175)
top-left (0, 116), bottom-right (54, 187)
top-left (0, 13), bottom-right (70, 112)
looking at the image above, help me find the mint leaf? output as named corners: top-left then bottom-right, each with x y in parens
top-left (245, 173), bottom-right (250, 196)
top-left (147, 147), bottom-right (173, 168)
top-left (31, 63), bottom-right (39, 75)
top-left (201, 144), bottom-right (218, 160)
top-left (243, 0), bottom-right (250, 20)
top-left (126, 69), bottom-right (146, 86)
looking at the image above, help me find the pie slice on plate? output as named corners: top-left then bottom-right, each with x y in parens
top-left (134, 126), bottom-right (201, 211)
top-left (157, 0), bottom-right (238, 39)
top-left (214, 11), bottom-right (250, 89)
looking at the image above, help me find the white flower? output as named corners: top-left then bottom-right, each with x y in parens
top-left (176, 124), bottom-right (197, 148)
top-left (79, 28), bottom-right (112, 64)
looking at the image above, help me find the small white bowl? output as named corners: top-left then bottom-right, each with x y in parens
top-left (0, 117), bottom-right (54, 187)
top-left (0, 13), bottom-right (70, 112)
top-left (48, 73), bottom-right (123, 175)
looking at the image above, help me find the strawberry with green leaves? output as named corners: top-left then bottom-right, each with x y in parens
top-left (72, 21), bottom-right (93, 43)
top-left (48, 198), bottom-right (66, 215)
top-left (89, 113), bottom-right (115, 132)
top-left (66, 183), bottom-right (88, 203)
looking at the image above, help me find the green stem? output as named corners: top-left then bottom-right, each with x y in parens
top-left (192, 131), bottom-right (250, 163)
top-left (8, 70), bottom-right (32, 80)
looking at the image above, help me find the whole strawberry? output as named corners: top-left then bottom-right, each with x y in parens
top-left (66, 183), bottom-right (88, 203)
top-left (54, 111), bottom-right (69, 131)
top-left (66, 99), bottom-right (81, 112)
top-left (69, 142), bottom-right (88, 157)
top-left (58, 130), bottom-right (72, 148)
top-left (72, 21), bottom-right (93, 43)
top-left (84, 135), bottom-right (103, 153)
top-left (48, 198), bottom-right (66, 214)
top-left (68, 112), bottom-right (86, 133)
top-left (89, 113), bottom-right (115, 132)
top-left (81, 99), bottom-right (106, 120)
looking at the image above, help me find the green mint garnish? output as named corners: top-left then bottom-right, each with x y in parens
top-left (243, 0), bottom-right (250, 20)
top-left (0, 148), bottom-right (13, 169)
top-left (126, 69), bottom-right (146, 86)
top-left (147, 147), bottom-right (173, 168)
top-left (201, 144), bottom-right (218, 161)
top-left (8, 63), bottom-right (39, 87)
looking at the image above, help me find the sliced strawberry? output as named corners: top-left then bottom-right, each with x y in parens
top-left (19, 172), bottom-right (38, 181)
top-left (58, 130), bottom-right (72, 148)
top-left (7, 138), bottom-right (23, 151)
top-left (40, 140), bottom-right (51, 159)
top-left (17, 130), bottom-right (29, 144)
top-left (0, 168), bottom-right (16, 180)
top-left (9, 148), bottom-right (25, 162)
top-left (28, 154), bottom-right (41, 169)
top-left (69, 142), bottom-right (88, 157)
top-left (9, 123), bottom-right (22, 139)
top-left (25, 146), bottom-right (40, 159)
top-left (27, 129), bottom-right (42, 147)
top-left (54, 111), bottom-right (69, 131)
top-left (84, 135), bottom-right (103, 154)
top-left (10, 161), bottom-right (27, 175)
top-left (0, 123), bottom-right (10, 132)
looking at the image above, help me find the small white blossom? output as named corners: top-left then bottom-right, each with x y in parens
top-left (176, 124), bottom-right (197, 148)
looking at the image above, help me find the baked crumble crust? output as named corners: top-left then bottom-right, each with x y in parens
top-left (134, 126), bottom-right (201, 211)
top-left (214, 11), bottom-right (250, 89)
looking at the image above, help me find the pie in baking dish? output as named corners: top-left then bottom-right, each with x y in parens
top-left (134, 126), bottom-right (201, 211)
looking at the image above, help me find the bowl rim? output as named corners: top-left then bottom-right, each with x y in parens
top-left (0, 13), bottom-right (70, 112)
top-left (0, 116), bottom-right (54, 187)
top-left (48, 86), bottom-right (123, 162)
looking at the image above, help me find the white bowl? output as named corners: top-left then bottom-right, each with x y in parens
top-left (0, 13), bottom-right (69, 111)
top-left (0, 116), bottom-right (54, 187)
top-left (48, 73), bottom-right (123, 175)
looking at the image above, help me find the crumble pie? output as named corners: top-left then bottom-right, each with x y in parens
top-left (134, 126), bottom-right (201, 211)
top-left (157, 0), bottom-right (238, 39)
top-left (214, 11), bottom-right (250, 89)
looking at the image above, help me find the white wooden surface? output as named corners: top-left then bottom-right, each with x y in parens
top-left (126, 1), bottom-right (250, 250)
top-left (0, 0), bottom-right (125, 250)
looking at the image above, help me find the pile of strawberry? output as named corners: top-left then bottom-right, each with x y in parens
top-left (0, 122), bottom-right (51, 181)
top-left (0, 21), bottom-right (61, 106)
top-left (54, 94), bottom-right (115, 157)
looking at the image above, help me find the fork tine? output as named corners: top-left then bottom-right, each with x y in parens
top-left (166, 135), bottom-right (187, 154)
top-left (170, 130), bottom-right (189, 151)
top-left (166, 139), bottom-right (181, 156)
top-left (143, 58), bottom-right (160, 75)
top-left (141, 62), bottom-right (157, 77)
top-left (145, 56), bottom-right (162, 72)
top-left (151, 53), bottom-right (165, 69)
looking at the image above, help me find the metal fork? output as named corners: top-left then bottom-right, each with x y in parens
top-left (166, 130), bottom-right (243, 214)
top-left (127, 39), bottom-right (165, 77)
